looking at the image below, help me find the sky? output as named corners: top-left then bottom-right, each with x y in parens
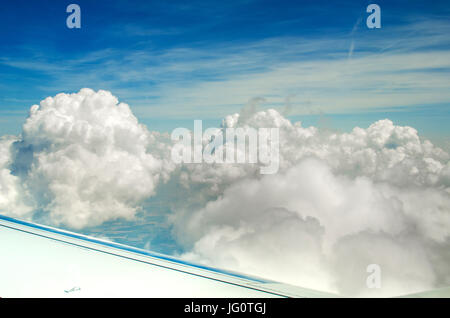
top-left (0, 0), bottom-right (449, 146)
top-left (1, 1), bottom-right (450, 296)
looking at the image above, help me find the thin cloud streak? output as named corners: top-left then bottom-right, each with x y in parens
top-left (1, 19), bottom-right (449, 120)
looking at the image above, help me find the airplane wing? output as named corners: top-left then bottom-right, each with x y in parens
top-left (0, 214), bottom-right (336, 298)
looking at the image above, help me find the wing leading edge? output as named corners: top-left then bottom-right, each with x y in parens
top-left (0, 214), bottom-right (336, 298)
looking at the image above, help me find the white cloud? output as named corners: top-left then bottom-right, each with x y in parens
top-left (169, 107), bottom-right (450, 296)
top-left (0, 136), bottom-right (33, 217)
top-left (175, 158), bottom-right (450, 296)
top-left (5, 89), bottom-right (172, 228)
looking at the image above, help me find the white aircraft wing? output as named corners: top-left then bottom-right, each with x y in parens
top-left (0, 214), bottom-right (336, 298)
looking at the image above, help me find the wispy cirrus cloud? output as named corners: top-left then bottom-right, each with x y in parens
top-left (1, 19), bottom-right (450, 122)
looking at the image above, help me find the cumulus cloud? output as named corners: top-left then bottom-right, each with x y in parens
top-left (1, 89), bottom-right (449, 296)
top-left (4, 89), bottom-right (172, 228)
top-left (0, 136), bottom-right (33, 217)
top-left (169, 107), bottom-right (450, 296)
top-left (175, 159), bottom-right (450, 296)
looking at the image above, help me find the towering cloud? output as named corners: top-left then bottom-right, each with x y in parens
top-left (171, 108), bottom-right (450, 296)
top-left (3, 89), bottom-right (172, 228)
top-left (0, 89), bottom-right (449, 296)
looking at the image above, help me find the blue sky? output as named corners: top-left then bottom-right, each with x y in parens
top-left (0, 0), bottom-right (449, 147)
